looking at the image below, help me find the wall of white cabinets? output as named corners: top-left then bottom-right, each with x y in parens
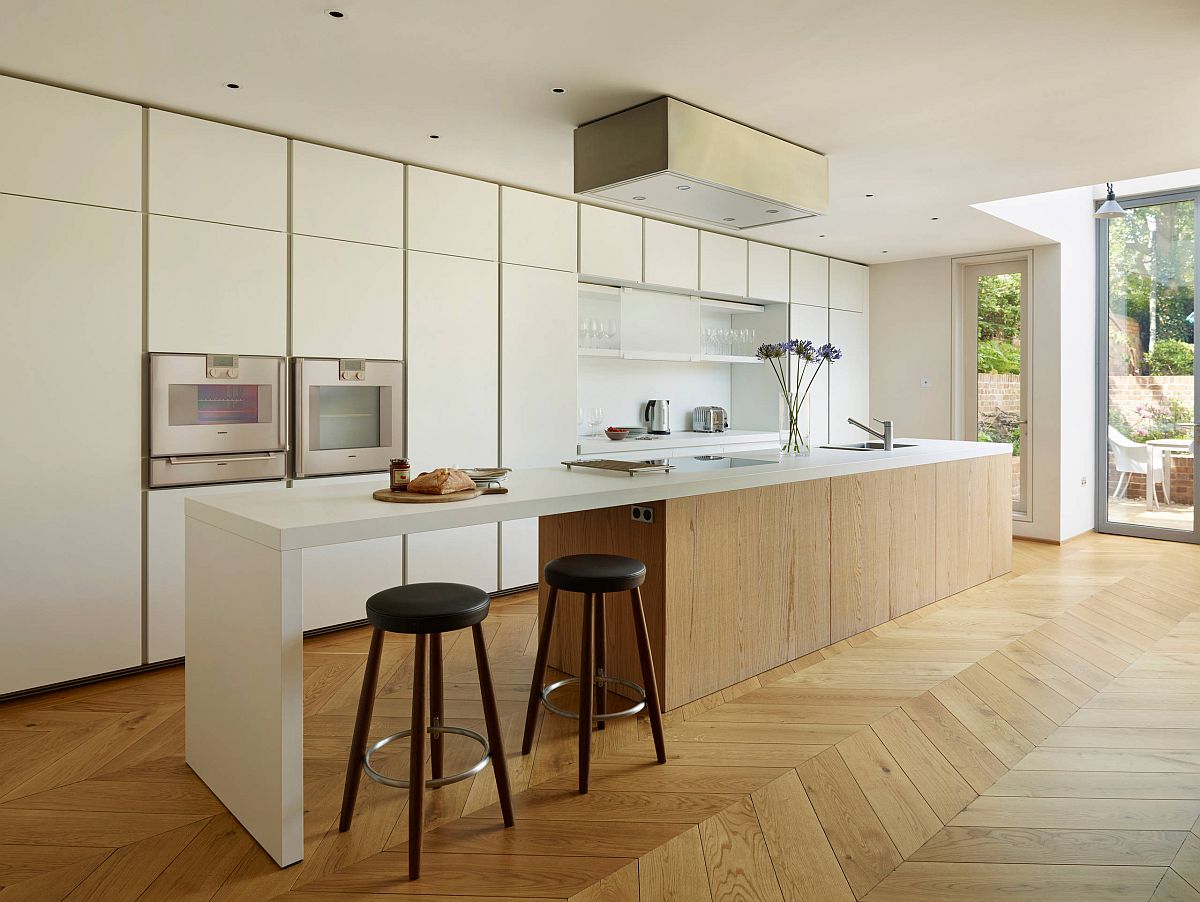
top-left (0, 72), bottom-right (868, 695)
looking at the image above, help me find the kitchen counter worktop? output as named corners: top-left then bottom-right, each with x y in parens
top-left (187, 439), bottom-right (1010, 552)
top-left (575, 428), bottom-right (776, 456)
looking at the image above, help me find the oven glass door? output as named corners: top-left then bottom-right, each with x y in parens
top-left (150, 354), bottom-right (287, 457)
top-left (295, 358), bottom-right (404, 476)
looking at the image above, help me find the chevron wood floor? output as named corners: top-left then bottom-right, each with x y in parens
top-left (1, 533), bottom-right (1200, 900)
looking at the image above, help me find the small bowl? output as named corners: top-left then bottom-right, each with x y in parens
top-left (605, 428), bottom-right (629, 441)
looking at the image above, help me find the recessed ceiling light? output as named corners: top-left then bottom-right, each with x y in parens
top-left (723, 217), bottom-right (736, 222)
top-left (428, 134), bottom-right (440, 139)
top-left (326, 9), bottom-right (344, 17)
top-left (931, 216), bottom-right (939, 220)
top-left (881, 250), bottom-right (889, 254)
top-left (551, 87), bottom-right (566, 94)
top-left (676, 185), bottom-right (690, 191)
top-left (226, 83), bottom-right (240, 89)
top-left (865, 193), bottom-right (874, 198)
top-left (765, 209), bottom-right (779, 214)
top-left (632, 195), bottom-right (646, 201)
top-left (818, 234), bottom-right (826, 238)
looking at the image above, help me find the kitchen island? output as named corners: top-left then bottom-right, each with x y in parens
top-left (183, 439), bottom-right (1011, 866)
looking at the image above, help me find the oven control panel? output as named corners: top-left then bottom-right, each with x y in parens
top-left (339, 358), bottom-right (367, 381)
top-left (206, 354), bottom-right (240, 379)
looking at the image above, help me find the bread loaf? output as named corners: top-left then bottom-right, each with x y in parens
top-left (407, 467), bottom-right (475, 495)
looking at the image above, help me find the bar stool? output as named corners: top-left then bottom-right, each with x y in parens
top-left (339, 582), bottom-right (514, 880)
top-left (521, 554), bottom-right (667, 793)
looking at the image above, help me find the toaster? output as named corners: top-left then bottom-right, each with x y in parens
top-left (693, 406), bottom-right (729, 433)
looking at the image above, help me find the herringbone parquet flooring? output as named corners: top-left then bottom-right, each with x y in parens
top-left (1, 534), bottom-right (1199, 901)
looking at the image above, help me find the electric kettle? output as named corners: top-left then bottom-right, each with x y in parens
top-left (645, 399), bottom-right (671, 435)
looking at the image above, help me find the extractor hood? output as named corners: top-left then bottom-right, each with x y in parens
top-left (574, 97), bottom-right (827, 229)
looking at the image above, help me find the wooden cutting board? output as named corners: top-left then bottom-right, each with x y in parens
top-left (371, 486), bottom-right (507, 504)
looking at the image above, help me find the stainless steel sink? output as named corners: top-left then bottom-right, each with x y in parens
top-left (820, 441), bottom-right (918, 451)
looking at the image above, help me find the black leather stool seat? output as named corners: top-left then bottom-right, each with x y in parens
top-left (366, 583), bottom-right (490, 634)
top-left (544, 554), bottom-right (647, 593)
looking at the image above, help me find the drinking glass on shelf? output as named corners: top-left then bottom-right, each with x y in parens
top-left (604, 319), bottom-right (618, 350)
top-left (587, 407), bottom-right (604, 436)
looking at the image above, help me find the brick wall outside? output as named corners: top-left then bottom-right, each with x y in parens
top-left (979, 373), bottom-right (1195, 504)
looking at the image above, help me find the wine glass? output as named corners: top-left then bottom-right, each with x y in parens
top-left (588, 406), bottom-right (604, 437)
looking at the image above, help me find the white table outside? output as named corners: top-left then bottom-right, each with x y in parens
top-left (1145, 438), bottom-right (1194, 510)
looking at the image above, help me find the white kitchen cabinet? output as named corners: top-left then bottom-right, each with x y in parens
top-left (0, 195), bottom-right (141, 694)
top-left (643, 220), bottom-right (698, 290)
top-left (148, 109), bottom-right (286, 231)
top-left (407, 167), bottom-right (498, 261)
top-left (407, 251), bottom-right (498, 465)
top-left (830, 259), bottom-right (869, 313)
top-left (747, 242), bottom-right (789, 302)
top-left (291, 142), bottom-right (404, 247)
top-left (407, 525), bottom-right (499, 593)
top-left (291, 235), bottom-right (404, 360)
top-left (502, 265), bottom-right (577, 467)
top-left (0, 75), bottom-right (141, 211)
top-left (700, 232), bottom-right (748, 296)
top-left (499, 264), bottom-right (576, 590)
top-left (790, 303), bottom-right (831, 446)
top-left (148, 216), bottom-right (287, 355)
top-left (501, 187), bottom-right (577, 272)
top-left (829, 308), bottom-right (870, 443)
top-left (147, 481), bottom-right (286, 662)
top-left (579, 205), bottom-right (642, 282)
top-left (501, 518), bottom-right (540, 589)
top-left (790, 250), bottom-right (829, 307)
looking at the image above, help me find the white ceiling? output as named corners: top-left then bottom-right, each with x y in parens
top-left (3, 0), bottom-right (1198, 264)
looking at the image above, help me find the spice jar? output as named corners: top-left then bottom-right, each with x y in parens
top-left (389, 458), bottom-right (411, 492)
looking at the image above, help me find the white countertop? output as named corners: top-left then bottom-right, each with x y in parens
top-left (186, 440), bottom-right (1010, 552)
top-left (575, 429), bottom-right (776, 456)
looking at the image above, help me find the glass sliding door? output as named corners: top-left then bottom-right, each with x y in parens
top-left (963, 257), bottom-right (1030, 517)
top-left (1098, 190), bottom-right (1198, 541)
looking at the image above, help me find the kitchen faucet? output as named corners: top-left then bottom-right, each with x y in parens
top-left (847, 417), bottom-right (894, 451)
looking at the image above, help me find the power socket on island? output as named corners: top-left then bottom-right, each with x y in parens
top-left (631, 505), bottom-right (654, 524)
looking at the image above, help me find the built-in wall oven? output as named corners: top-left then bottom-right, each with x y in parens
top-left (149, 353), bottom-right (287, 487)
top-left (293, 358), bottom-right (404, 478)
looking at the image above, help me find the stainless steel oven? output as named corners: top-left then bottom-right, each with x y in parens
top-left (149, 353), bottom-right (287, 487)
top-left (293, 358), bottom-right (404, 478)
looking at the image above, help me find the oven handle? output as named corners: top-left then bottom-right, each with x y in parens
top-left (166, 453), bottom-right (279, 465)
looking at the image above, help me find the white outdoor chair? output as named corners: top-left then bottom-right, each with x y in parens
top-left (1107, 425), bottom-right (1166, 506)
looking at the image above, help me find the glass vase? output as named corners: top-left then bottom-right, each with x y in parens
top-left (779, 393), bottom-right (812, 456)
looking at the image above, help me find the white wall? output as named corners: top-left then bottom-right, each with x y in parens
top-left (868, 256), bottom-right (954, 439)
top-left (577, 357), bottom-right (734, 434)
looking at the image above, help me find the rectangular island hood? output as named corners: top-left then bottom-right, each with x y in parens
top-left (574, 97), bottom-right (827, 229)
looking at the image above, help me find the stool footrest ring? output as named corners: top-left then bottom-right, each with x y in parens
top-left (541, 675), bottom-right (646, 721)
top-left (363, 724), bottom-right (490, 790)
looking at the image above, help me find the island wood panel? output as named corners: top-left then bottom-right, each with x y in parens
top-left (988, 453), bottom-right (1014, 577)
top-left (890, 464), bottom-right (938, 618)
top-left (538, 500), bottom-right (667, 704)
top-left (830, 471), bottom-right (890, 642)
top-left (936, 456), bottom-right (1000, 598)
top-left (663, 480), bottom-right (831, 708)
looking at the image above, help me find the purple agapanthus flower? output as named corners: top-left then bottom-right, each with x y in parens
top-left (816, 343), bottom-right (842, 362)
top-left (756, 342), bottom-right (785, 360)
top-left (794, 339), bottom-right (816, 362)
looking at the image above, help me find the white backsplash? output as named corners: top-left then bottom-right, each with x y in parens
top-left (577, 357), bottom-right (733, 434)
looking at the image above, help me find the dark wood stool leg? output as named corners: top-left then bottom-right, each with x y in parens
top-left (521, 586), bottom-right (558, 755)
top-left (429, 632), bottom-right (444, 781)
top-left (408, 633), bottom-right (428, 881)
top-left (339, 627), bottom-right (385, 832)
top-left (594, 594), bottom-right (606, 730)
top-left (472, 623), bottom-right (515, 827)
top-left (630, 587), bottom-right (667, 764)
top-left (578, 593), bottom-right (595, 793)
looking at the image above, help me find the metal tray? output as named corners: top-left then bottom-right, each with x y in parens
top-left (562, 459), bottom-right (674, 476)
